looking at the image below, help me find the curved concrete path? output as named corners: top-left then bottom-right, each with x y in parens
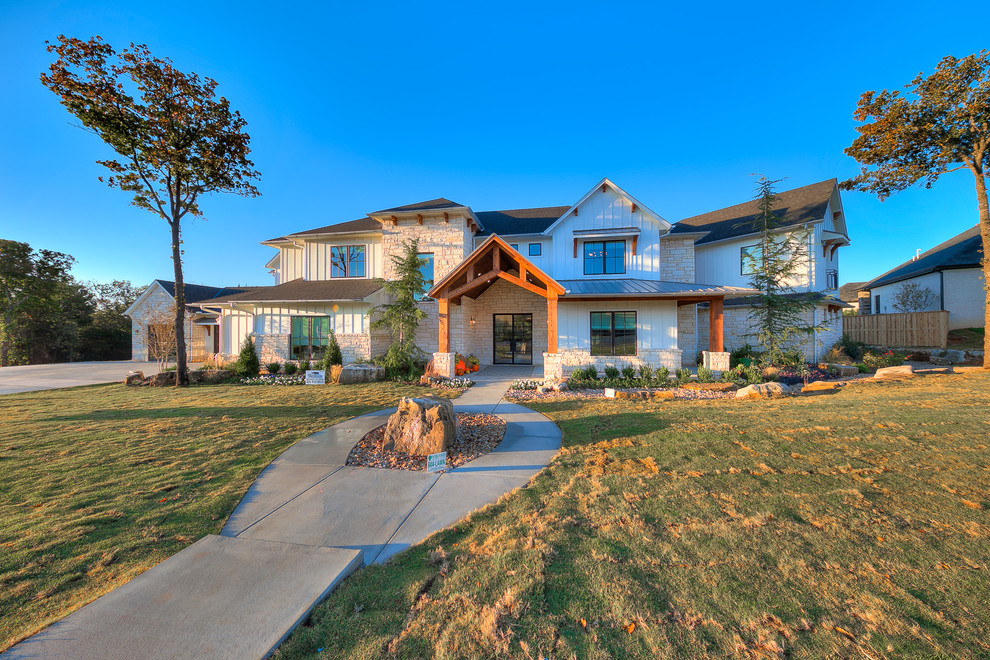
top-left (4, 369), bottom-right (560, 660)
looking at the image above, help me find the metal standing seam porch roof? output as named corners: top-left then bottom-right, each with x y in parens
top-left (557, 279), bottom-right (758, 298)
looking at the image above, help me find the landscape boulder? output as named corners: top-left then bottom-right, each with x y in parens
top-left (800, 380), bottom-right (844, 394)
top-left (382, 396), bottom-right (457, 456)
top-left (124, 371), bottom-right (145, 386)
top-left (736, 382), bottom-right (794, 399)
top-left (824, 364), bottom-right (860, 377)
top-left (149, 371), bottom-right (176, 387)
top-left (874, 365), bottom-right (915, 380)
top-left (337, 364), bottom-right (384, 384)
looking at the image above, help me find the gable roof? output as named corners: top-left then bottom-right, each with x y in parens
top-left (266, 216), bottom-right (381, 243)
top-left (198, 278), bottom-right (383, 304)
top-left (672, 179), bottom-right (837, 245)
top-left (474, 206), bottom-right (570, 237)
top-left (153, 280), bottom-right (252, 303)
top-left (861, 224), bottom-right (983, 291)
top-left (838, 282), bottom-right (867, 303)
top-left (543, 177), bottom-right (670, 235)
top-left (372, 197), bottom-right (466, 214)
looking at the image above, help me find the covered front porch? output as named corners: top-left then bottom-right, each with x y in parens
top-left (426, 236), bottom-right (735, 380)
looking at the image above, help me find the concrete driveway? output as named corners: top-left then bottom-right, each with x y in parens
top-left (0, 361), bottom-right (160, 395)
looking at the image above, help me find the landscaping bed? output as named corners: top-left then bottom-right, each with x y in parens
top-left (346, 413), bottom-right (507, 471)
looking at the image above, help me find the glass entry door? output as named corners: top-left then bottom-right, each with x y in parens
top-left (493, 314), bottom-right (533, 365)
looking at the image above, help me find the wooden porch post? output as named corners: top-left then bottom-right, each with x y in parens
top-left (547, 290), bottom-right (558, 353)
top-left (709, 298), bottom-right (724, 352)
top-left (438, 297), bottom-right (450, 353)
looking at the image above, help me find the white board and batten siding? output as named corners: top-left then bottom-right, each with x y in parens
top-left (558, 300), bottom-right (679, 352)
top-left (304, 237), bottom-right (383, 281)
top-left (695, 232), bottom-right (814, 291)
top-left (276, 247), bottom-right (304, 285)
top-left (220, 303), bottom-right (372, 354)
top-left (548, 187), bottom-right (668, 280)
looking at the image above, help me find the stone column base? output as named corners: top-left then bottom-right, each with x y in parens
top-left (702, 350), bottom-right (730, 372)
top-left (432, 352), bottom-right (455, 379)
top-left (543, 352), bottom-right (563, 381)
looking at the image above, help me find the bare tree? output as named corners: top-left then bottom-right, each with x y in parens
top-left (145, 300), bottom-right (177, 371)
top-left (891, 283), bottom-right (938, 313)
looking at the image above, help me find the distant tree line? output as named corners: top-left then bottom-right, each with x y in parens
top-left (0, 239), bottom-right (140, 366)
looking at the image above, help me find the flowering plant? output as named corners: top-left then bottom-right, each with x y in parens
top-left (239, 374), bottom-right (305, 386)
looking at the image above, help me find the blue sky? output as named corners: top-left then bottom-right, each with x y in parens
top-left (1, 0), bottom-right (987, 289)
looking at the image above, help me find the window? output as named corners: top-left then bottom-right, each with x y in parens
top-left (590, 311), bottom-right (636, 356)
top-left (510, 243), bottom-right (519, 251)
top-left (330, 245), bottom-right (366, 278)
top-left (528, 243), bottom-right (542, 256)
top-left (874, 295), bottom-right (880, 315)
top-left (583, 240), bottom-right (625, 275)
top-left (291, 316), bottom-right (330, 360)
top-left (415, 253), bottom-right (434, 301)
top-left (740, 245), bottom-right (762, 275)
top-left (825, 269), bottom-right (838, 290)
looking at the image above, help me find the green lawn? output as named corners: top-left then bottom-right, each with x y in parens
top-left (275, 370), bottom-right (990, 659)
top-left (0, 381), bottom-right (430, 652)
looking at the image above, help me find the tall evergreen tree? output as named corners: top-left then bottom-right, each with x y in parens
top-left (744, 177), bottom-right (819, 364)
top-left (371, 239), bottom-right (428, 378)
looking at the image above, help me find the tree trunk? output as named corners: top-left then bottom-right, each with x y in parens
top-left (973, 168), bottom-right (990, 369)
top-left (170, 221), bottom-right (189, 386)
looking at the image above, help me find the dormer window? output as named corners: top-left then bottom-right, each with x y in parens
top-left (583, 240), bottom-right (625, 275)
top-left (330, 245), bottom-right (366, 278)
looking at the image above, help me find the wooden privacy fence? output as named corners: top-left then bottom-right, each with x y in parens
top-left (842, 311), bottom-right (949, 348)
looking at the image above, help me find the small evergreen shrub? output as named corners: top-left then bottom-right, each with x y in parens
top-left (265, 361), bottom-right (281, 375)
top-left (299, 359), bottom-right (311, 372)
top-left (621, 365), bottom-right (636, 380)
top-left (584, 365), bottom-right (598, 380)
top-left (236, 336), bottom-right (260, 377)
top-left (323, 330), bottom-right (343, 368)
top-left (862, 350), bottom-right (905, 370)
top-left (655, 366), bottom-right (670, 385)
top-left (697, 366), bottom-right (715, 382)
top-left (730, 344), bottom-right (760, 368)
top-left (603, 365), bottom-right (620, 380)
top-left (675, 368), bottom-right (693, 384)
top-left (283, 363), bottom-right (298, 375)
top-left (638, 364), bottom-right (654, 384)
top-left (838, 333), bottom-right (867, 361)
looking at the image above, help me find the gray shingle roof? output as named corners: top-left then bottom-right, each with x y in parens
top-left (558, 279), bottom-right (757, 298)
top-left (198, 278), bottom-right (382, 304)
top-left (672, 179), bottom-right (837, 244)
top-left (153, 280), bottom-right (254, 303)
top-left (861, 225), bottom-right (983, 290)
top-left (475, 206), bottom-right (570, 237)
top-left (372, 198), bottom-right (465, 214)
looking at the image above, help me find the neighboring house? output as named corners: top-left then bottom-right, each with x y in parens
top-left (124, 280), bottom-right (253, 362)
top-left (858, 225), bottom-right (985, 329)
top-left (139, 178), bottom-right (850, 373)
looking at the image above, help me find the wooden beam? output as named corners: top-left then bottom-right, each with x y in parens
top-left (519, 264), bottom-right (527, 285)
top-left (547, 290), bottom-right (558, 353)
top-left (573, 207), bottom-right (578, 216)
top-left (390, 215), bottom-right (398, 225)
top-left (444, 268), bottom-right (499, 299)
top-left (443, 211), bottom-right (449, 223)
top-left (631, 203), bottom-right (637, 214)
top-left (417, 214), bottom-right (423, 225)
top-left (573, 237), bottom-right (579, 258)
top-left (631, 235), bottom-right (637, 256)
top-left (493, 246), bottom-right (500, 271)
top-left (438, 297), bottom-right (450, 353)
top-left (602, 183), bottom-right (608, 193)
top-left (497, 271), bottom-right (549, 298)
top-left (709, 298), bottom-right (724, 352)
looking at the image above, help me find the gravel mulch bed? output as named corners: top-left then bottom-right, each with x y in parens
top-left (506, 387), bottom-right (735, 402)
top-left (346, 413), bottom-right (507, 471)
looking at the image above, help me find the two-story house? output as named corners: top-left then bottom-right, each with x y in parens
top-left (128, 178), bottom-right (850, 376)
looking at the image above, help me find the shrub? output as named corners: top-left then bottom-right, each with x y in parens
top-left (322, 330), bottom-right (343, 369)
top-left (265, 361), bottom-right (281, 375)
top-left (299, 359), bottom-right (311, 372)
top-left (675, 368), bottom-right (693, 384)
top-left (655, 366), bottom-right (670, 385)
top-left (720, 367), bottom-right (736, 382)
top-left (862, 350), bottom-right (905, 370)
top-left (838, 333), bottom-right (867, 361)
top-left (603, 365), bottom-right (620, 380)
top-left (584, 365), bottom-right (598, 380)
top-left (283, 362), bottom-right (298, 375)
top-left (236, 336), bottom-right (260, 377)
top-left (621, 365), bottom-right (636, 380)
top-left (638, 364), bottom-right (654, 384)
top-left (730, 344), bottom-right (760, 368)
top-left (697, 366), bottom-right (715, 382)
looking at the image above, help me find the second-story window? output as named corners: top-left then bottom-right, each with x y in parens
top-left (583, 240), bottom-right (625, 275)
top-left (529, 243), bottom-right (542, 256)
top-left (330, 245), bottom-right (366, 278)
top-left (825, 269), bottom-right (838, 290)
top-left (415, 253), bottom-right (434, 301)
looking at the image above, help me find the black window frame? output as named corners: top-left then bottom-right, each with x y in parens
top-left (528, 242), bottom-right (542, 256)
top-left (589, 311), bottom-right (637, 356)
top-left (290, 316), bottom-right (331, 360)
top-left (740, 245), bottom-right (761, 276)
top-left (329, 244), bottom-right (366, 278)
top-left (583, 240), bottom-right (626, 275)
top-left (825, 269), bottom-right (838, 290)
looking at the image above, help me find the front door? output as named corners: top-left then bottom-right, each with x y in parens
top-left (493, 314), bottom-right (533, 365)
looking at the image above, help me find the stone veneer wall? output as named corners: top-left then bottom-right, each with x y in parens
top-left (450, 278), bottom-right (548, 365)
top-left (677, 304), bottom-right (697, 366)
top-left (697, 304), bottom-right (844, 362)
top-left (558, 348), bottom-right (682, 375)
top-left (658, 236), bottom-right (696, 283)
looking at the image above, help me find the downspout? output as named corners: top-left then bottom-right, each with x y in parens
top-left (939, 270), bottom-right (945, 310)
top-left (813, 306), bottom-right (819, 363)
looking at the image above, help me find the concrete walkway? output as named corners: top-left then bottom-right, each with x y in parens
top-left (0, 361), bottom-right (160, 395)
top-left (4, 371), bottom-right (561, 660)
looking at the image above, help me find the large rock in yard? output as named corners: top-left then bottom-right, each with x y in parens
top-left (382, 396), bottom-right (456, 456)
top-left (736, 382), bottom-right (794, 399)
top-left (124, 371), bottom-right (146, 386)
top-left (800, 380), bottom-right (844, 394)
top-left (825, 364), bottom-right (860, 377)
top-left (874, 365), bottom-right (915, 380)
top-left (944, 349), bottom-right (967, 364)
top-left (149, 371), bottom-right (176, 387)
top-left (337, 364), bottom-right (384, 384)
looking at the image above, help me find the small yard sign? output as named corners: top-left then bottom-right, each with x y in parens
top-left (305, 370), bottom-right (326, 385)
top-left (426, 451), bottom-right (447, 473)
